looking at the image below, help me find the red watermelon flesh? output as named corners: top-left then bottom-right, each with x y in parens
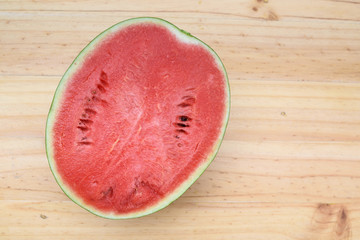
top-left (46, 18), bottom-right (230, 219)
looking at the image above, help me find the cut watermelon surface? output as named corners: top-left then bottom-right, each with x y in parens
top-left (46, 17), bottom-right (230, 219)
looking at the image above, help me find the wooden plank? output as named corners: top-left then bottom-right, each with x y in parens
top-left (0, 11), bottom-right (359, 81)
top-left (1, 0), bottom-right (360, 21)
top-left (0, 200), bottom-right (358, 240)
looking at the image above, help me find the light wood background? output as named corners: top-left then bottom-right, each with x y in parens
top-left (1, 0), bottom-right (360, 239)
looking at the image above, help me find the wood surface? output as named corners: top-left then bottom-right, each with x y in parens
top-left (1, 0), bottom-right (360, 239)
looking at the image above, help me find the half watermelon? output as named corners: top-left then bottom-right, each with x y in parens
top-left (46, 17), bottom-right (230, 219)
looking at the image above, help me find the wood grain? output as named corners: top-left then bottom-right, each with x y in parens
top-left (1, 0), bottom-right (360, 239)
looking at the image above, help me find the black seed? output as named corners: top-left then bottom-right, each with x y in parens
top-left (177, 123), bottom-right (189, 128)
top-left (180, 116), bottom-right (188, 121)
top-left (179, 115), bottom-right (191, 122)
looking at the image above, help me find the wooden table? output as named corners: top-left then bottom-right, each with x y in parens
top-left (1, 0), bottom-right (359, 239)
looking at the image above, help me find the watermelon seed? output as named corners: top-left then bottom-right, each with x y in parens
top-left (176, 129), bottom-right (188, 135)
top-left (102, 187), bottom-right (113, 198)
top-left (175, 135), bottom-right (180, 139)
top-left (91, 90), bottom-right (97, 95)
top-left (100, 79), bottom-right (109, 87)
top-left (177, 103), bottom-right (191, 108)
top-left (178, 96), bottom-right (195, 108)
top-left (77, 141), bottom-right (92, 145)
top-left (177, 143), bottom-right (182, 147)
top-left (100, 71), bottom-right (108, 81)
top-left (80, 119), bottom-right (93, 125)
top-left (101, 99), bottom-right (109, 107)
top-left (194, 142), bottom-right (200, 151)
top-left (182, 96), bottom-right (196, 103)
top-left (77, 126), bottom-right (90, 131)
top-left (97, 84), bottom-right (106, 93)
top-left (179, 115), bottom-right (191, 122)
top-left (140, 181), bottom-right (162, 196)
top-left (85, 108), bottom-right (97, 115)
top-left (176, 123), bottom-right (189, 128)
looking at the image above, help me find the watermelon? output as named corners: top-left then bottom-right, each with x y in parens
top-left (46, 17), bottom-right (230, 219)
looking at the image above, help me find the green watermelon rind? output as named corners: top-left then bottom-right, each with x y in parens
top-left (45, 17), bottom-right (230, 219)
